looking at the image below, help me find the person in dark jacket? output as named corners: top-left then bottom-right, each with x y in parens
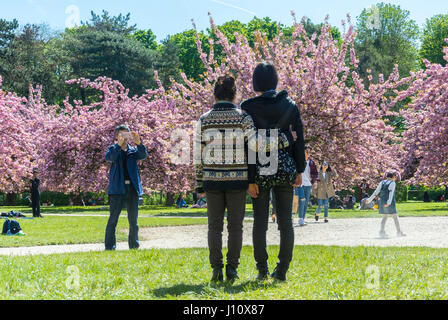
top-left (105, 125), bottom-right (148, 251)
top-left (30, 168), bottom-right (43, 218)
top-left (241, 62), bottom-right (306, 281)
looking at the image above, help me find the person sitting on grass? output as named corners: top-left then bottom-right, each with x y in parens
top-left (176, 194), bottom-right (188, 208)
top-left (330, 195), bottom-right (344, 210)
top-left (105, 125), bottom-right (148, 251)
top-left (190, 194), bottom-right (207, 209)
top-left (366, 172), bottom-right (406, 238)
top-left (344, 195), bottom-right (356, 210)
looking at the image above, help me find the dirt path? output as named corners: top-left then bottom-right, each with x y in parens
top-left (1, 216), bottom-right (448, 256)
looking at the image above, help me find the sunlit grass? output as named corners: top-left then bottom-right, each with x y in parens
top-left (1, 245), bottom-right (447, 299)
top-left (0, 216), bottom-right (207, 248)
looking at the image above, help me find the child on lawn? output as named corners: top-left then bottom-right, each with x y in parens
top-left (366, 172), bottom-right (406, 238)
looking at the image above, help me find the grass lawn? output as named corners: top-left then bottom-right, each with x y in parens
top-left (2, 201), bottom-right (448, 218)
top-left (0, 216), bottom-right (207, 248)
top-left (0, 205), bottom-right (209, 216)
top-left (1, 245), bottom-right (448, 299)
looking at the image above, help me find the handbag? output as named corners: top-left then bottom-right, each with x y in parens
top-left (292, 192), bottom-right (299, 214)
top-left (255, 108), bottom-right (298, 189)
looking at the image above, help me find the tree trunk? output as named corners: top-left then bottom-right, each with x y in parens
top-left (165, 192), bottom-right (175, 207)
top-left (72, 192), bottom-right (84, 206)
top-left (6, 193), bottom-right (16, 206)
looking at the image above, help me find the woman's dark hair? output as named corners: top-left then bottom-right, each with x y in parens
top-left (320, 162), bottom-right (332, 172)
top-left (214, 75), bottom-right (236, 101)
top-left (386, 172), bottom-right (396, 179)
top-left (253, 62), bottom-right (278, 92)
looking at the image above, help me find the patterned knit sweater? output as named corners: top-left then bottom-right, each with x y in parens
top-left (194, 102), bottom-right (290, 193)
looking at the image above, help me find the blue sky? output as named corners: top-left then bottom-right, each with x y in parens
top-left (2, 0), bottom-right (448, 41)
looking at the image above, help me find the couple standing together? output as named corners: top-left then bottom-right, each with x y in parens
top-left (195, 62), bottom-right (306, 282)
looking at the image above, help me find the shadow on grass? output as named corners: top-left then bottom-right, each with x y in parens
top-left (152, 280), bottom-right (277, 298)
top-left (149, 212), bottom-right (255, 218)
top-left (402, 207), bottom-right (448, 213)
top-left (149, 211), bottom-right (207, 217)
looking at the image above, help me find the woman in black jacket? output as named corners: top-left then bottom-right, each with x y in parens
top-left (241, 62), bottom-right (306, 281)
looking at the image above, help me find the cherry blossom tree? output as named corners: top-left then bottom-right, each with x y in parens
top-left (400, 42), bottom-right (448, 187)
top-left (0, 78), bottom-right (43, 193)
top-left (38, 76), bottom-right (195, 195)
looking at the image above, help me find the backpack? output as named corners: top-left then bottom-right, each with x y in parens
top-left (255, 108), bottom-right (298, 190)
top-left (1, 219), bottom-right (9, 234)
top-left (2, 219), bottom-right (23, 235)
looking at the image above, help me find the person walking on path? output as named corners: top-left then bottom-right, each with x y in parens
top-left (366, 172), bottom-right (406, 238)
top-left (296, 146), bottom-right (318, 226)
top-left (312, 162), bottom-right (338, 223)
top-left (241, 62), bottom-right (306, 282)
top-left (30, 168), bottom-right (43, 218)
top-left (105, 125), bottom-right (148, 251)
top-left (194, 75), bottom-right (291, 283)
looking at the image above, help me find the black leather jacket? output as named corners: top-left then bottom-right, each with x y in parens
top-left (241, 90), bottom-right (306, 180)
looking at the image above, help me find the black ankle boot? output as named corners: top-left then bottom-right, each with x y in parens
top-left (211, 268), bottom-right (223, 282)
top-left (226, 266), bottom-right (239, 282)
top-left (257, 268), bottom-right (269, 281)
top-left (270, 264), bottom-right (287, 282)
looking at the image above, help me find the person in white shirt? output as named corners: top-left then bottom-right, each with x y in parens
top-left (366, 172), bottom-right (405, 238)
top-left (295, 146), bottom-right (318, 226)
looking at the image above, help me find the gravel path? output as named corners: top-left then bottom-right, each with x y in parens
top-left (141, 216), bottom-right (448, 248)
top-left (1, 216), bottom-right (448, 256)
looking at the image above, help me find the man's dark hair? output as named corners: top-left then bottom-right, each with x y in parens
top-left (253, 62), bottom-right (278, 92)
top-left (214, 75), bottom-right (236, 101)
top-left (114, 124), bottom-right (130, 137)
top-left (304, 145), bottom-right (312, 152)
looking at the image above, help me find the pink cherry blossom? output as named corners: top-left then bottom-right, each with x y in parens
top-left (0, 14), bottom-right (421, 195)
